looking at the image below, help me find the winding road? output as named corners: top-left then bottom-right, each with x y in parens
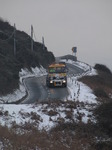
top-left (22, 63), bottom-right (84, 104)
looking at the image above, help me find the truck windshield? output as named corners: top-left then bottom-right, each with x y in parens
top-left (49, 67), bottom-right (66, 73)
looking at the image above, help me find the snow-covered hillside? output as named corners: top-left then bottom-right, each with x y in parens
top-left (0, 60), bottom-right (98, 131)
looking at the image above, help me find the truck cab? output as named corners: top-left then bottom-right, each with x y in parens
top-left (46, 63), bottom-right (67, 87)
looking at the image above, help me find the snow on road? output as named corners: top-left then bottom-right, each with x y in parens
top-left (0, 60), bottom-right (98, 130)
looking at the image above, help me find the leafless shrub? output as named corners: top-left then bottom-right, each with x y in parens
top-left (42, 108), bottom-right (47, 113)
top-left (65, 110), bottom-right (73, 120)
top-left (47, 110), bottom-right (58, 116)
top-left (57, 117), bottom-right (65, 124)
top-left (65, 100), bottom-right (76, 109)
top-left (19, 110), bottom-right (30, 119)
top-left (0, 110), bottom-right (3, 116)
top-left (30, 111), bottom-right (41, 121)
top-left (4, 111), bottom-right (9, 116)
top-left (51, 122), bottom-right (76, 132)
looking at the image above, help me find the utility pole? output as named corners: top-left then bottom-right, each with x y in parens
top-left (14, 23), bottom-right (16, 57)
top-left (42, 36), bottom-right (45, 50)
top-left (31, 25), bottom-right (33, 51)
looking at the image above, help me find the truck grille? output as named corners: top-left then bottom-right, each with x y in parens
top-left (54, 81), bottom-right (62, 86)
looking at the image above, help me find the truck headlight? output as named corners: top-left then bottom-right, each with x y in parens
top-left (50, 80), bottom-right (53, 83)
top-left (63, 80), bottom-right (66, 83)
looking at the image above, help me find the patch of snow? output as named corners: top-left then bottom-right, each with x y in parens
top-left (66, 59), bottom-right (97, 104)
top-left (67, 78), bottom-right (97, 104)
top-left (0, 101), bottom-right (96, 131)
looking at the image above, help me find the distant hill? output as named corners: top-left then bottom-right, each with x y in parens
top-left (0, 19), bottom-right (55, 95)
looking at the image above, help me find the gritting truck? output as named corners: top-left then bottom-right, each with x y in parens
top-left (46, 62), bottom-right (67, 87)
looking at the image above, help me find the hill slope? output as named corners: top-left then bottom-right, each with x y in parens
top-left (0, 19), bottom-right (55, 95)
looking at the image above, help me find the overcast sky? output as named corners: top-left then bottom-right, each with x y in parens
top-left (0, 0), bottom-right (112, 69)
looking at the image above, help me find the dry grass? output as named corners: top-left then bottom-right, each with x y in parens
top-left (0, 121), bottom-right (111, 150)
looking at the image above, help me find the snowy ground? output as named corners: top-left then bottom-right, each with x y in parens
top-left (0, 60), bottom-right (98, 131)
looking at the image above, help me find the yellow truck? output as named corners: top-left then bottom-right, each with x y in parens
top-left (46, 62), bottom-right (67, 87)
